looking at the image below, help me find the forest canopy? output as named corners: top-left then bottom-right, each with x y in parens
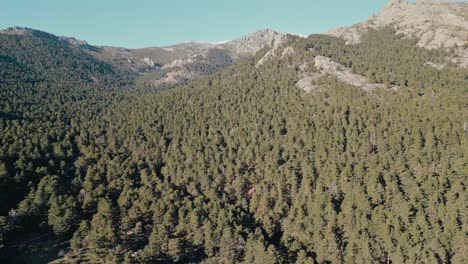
top-left (0, 28), bottom-right (467, 263)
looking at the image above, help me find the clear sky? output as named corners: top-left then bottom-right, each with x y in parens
top-left (0, 0), bottom-right (390, 48)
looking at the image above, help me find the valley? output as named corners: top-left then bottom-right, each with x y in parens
top-left (0, 1), bottom-right (467, 263)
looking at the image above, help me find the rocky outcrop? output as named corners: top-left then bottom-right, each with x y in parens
top-left (296, 73), bottom-right (324, 93)
top-left (221, 28), bottom-right (289, 59)
top-left (98, 29), bottom-right (291, 85)
top-left (0, 26), bottom-right (35, 36)
top-left (0, 26), bottom-right (295, 87)
top-left (281, 46), bottom-right (295, 58)
top-left (142, 57), bottom-right (156, 68)
top-left (256, 45), bottom-right (295, 67)
top-left (1, 26), bottom-right (89, 46)
top-left (1, 26), bottom-right (290, 74)
top-left (58, 36), bottom-right (88, 46)
top-left (151, 70), bottom-right (193, 86)
top-left (328, 0), bottom-right (468, 67)
top-left (296, 56), bottom-right (393, 93)
top-left (425, 61), bottom-right (446, 70)
top-left (134, 29), bottom-right (291, 85)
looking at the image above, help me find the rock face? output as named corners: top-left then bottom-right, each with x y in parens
top-left (220, 28), bottom-right (289, 59)
top-left (328, 0), bottom-right (468, 66)
top-left (296, 56), bottom-right (391, 93)
top-left (0, 26), bottom-right (35, 36)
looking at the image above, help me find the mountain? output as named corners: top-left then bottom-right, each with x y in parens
top-left (1, 27), bottom-right (291, 88)
top-left (94, 29), bottom-right (290, 87)
top-left (39, 26), bottom-right (465, 263)
top-left (219, 28), bottom-right (290, 58)
top-left (328, 0), bottom-right (468, 67)
top-left (0, 27), bottom-right (134, 88)
top-left (1, 1), bottom-right (467, 263)
top-left (98, 28), bottom-right (289, 69)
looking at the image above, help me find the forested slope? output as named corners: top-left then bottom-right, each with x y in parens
top-left (0, 31), bottom-right (137, 261)
top-left (0, 29), bottom-right (467, 263)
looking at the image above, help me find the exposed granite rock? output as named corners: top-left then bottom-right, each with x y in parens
top-left (425, 61), bottom-right (446, 70)
top-left (151, 69), bottom-right (193, 86)
top-left (0, 26), bottom-right (34, 35)
top-left (221, 28), bottom-right (289, 59)
top-left (296, 56), bottom-right (393, 93)
top-left (281, 46), bottom-right (295, 58)
top-left (296, 73), bottom-right (324, 93)
top-left (256, 45), bottom-right (295, 67)
top-left (58, 36), bottom-right (88, 46)
top-left (328, 0), bottom-right (468, 67)
top-left (142, 57), bottom-right (156, 68)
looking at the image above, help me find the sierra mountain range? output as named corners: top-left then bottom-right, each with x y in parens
top-left (0, 1), bottom-right (467, 263)
top-left (1, 0), bottom-right (466, 89)
top-left (1, 26), bottom-right (290, 87)
top-left (0, 0), bottom-right (468, 91)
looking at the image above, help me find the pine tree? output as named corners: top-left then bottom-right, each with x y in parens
top-left (48, 195), bottom-right (78, 235)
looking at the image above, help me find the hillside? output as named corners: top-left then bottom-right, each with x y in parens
top-left (96, 28), bottom-right (289, 71)
top-left (0, 1), bottom-right (467, 263)
top-left (328, 0), bottom-right (468, 67)
top-left (1, 27), bottom-right (290, 89)
top-left (87, 29), bottom-right (290, 87)
top-left (0, 27), bottom-right (134, 87)
top-left (2, 28), bottom-right (467, 263)
top-left (50, 29), bottom-right (466, 263)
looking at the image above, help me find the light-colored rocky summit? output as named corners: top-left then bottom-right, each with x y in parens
top-left (0, 26), bottom-right (34, 36)
top-left (221, 28), bottom-right (290, 59)
top-left (58, 36), bottom-right (88, 46)
top-left (328, 0), bottom-right (468, 66)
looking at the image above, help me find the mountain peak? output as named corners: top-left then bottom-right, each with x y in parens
top-left (385, 0), bottom-right (405, 6)
top-left (253, 28), bottom-right (279, 34)
top-left (328, 0), bottom-right (468, 66)
top-left (1, 26), bottom-right (89, 46)
top-left (247, 28), bottom-right (286, 38)
top-left (0, 26), bottom-right (35, 35)
top-left (220, 28), bottom-right (289, 58)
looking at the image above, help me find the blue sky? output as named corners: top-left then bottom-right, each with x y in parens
top-left (0, 0), bottom-right (389, 48)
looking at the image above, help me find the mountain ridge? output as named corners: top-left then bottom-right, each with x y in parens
top-left (0, 26), bottom-right (292, 87)
top-left (327, 0), bottom-right (468, 66)
top-left (1, 2), bottom-right (467, 263)
top-left (0, 26), bottom-right (290, 59)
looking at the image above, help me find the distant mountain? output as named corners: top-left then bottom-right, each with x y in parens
top-left (328, 0), bottom-right (468, 67)
top-left (1, 27), bottom-right (292, 88)
top-left (0, 27), bottom-right (133, 87)
top-left (1, 2), bottom-right (467, 263)
top-left (219, 28), bottom-right (289, 58)
top-left (92, 29), bottom-right (291, 87)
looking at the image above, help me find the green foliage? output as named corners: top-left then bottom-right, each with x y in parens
top-left (87, 199), bottom-right (119, 250)
top-left (0, 31), bottom-right (134, 87)
top-left (0, 216), bottom-right (10, 249)
top-left (294, 27), bottom-right (467, 93)
top-left (47, 195), bottom-right (78, 236)
top-left (0, 28), bottom-right (466, 263)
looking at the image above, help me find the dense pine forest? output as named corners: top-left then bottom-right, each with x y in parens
top-left (0, 28), bottom-right (467, 263)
